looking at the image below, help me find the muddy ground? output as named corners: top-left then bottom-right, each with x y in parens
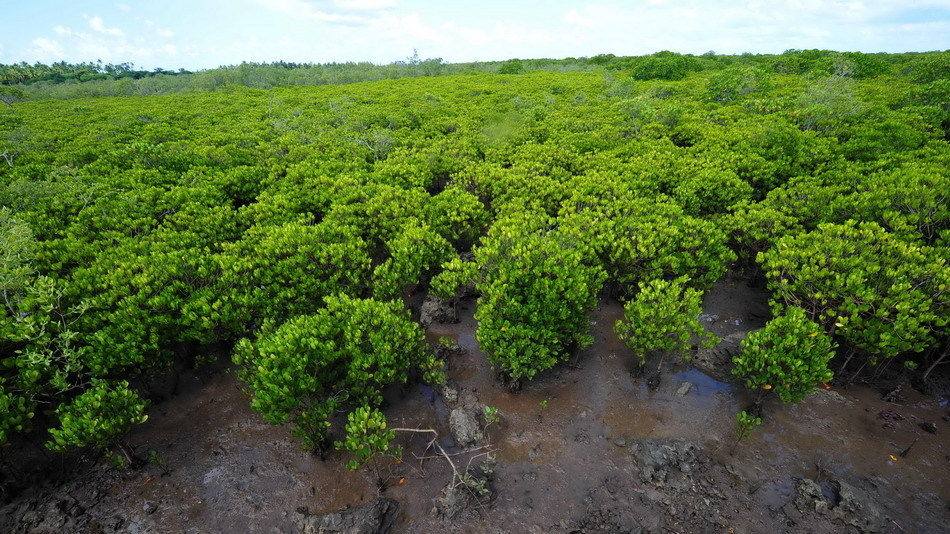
top-left (1, 274), bottom-right (948, 533)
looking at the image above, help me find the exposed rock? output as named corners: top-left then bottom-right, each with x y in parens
top-left (435, 338), bottom-right (466, 358)
top-left (794, 479), bottom-right (829, 513)
top-left (295, 497), bottom-right (400, 534)
top-left (631, 439), bottom-right (701, 490)
top-left (439, 383), bottom-right (459, 404)
top-left (794, 478), bottom-right (885, 533)
top-left (675, 382), bottom-right (693, 396)
top-left (835, 481), bottom-right (885, 533)
top-left (919, 421), bottom-right (937, 434)
top-left (449, 407), bottom-right (483, 447)
top-left (1, 495), bottom-right (88, 534)
top-left (420, 295), bottom-right (457, 328)
top-left (692, 332), bottom-right (747, 380)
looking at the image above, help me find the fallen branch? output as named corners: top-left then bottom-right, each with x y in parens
top-left (391, 427), bottom-right (460, 484)
top-left (392, 427), bottom-right (494, 490)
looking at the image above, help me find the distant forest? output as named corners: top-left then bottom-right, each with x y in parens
top-left (1, 49), bottom-right (946, 101)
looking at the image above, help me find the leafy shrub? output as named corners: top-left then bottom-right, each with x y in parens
top-left (629, 52), bottom-right (701, 81)
top-left (336, 406), bottom-right (400, 471)
top-left (734, 410), bottom-right (762, 440)
top-left (560, 196), bottom-right (735, 292)
top-left (0, 385), bottom-right (32, 445)
top-left (234, 295), bottom-right (441, 449)
top-left (215, 221), bottom-right (371, 328)
top-left (46, 380), bottom-right (149, 451)
top-left (372, 220), bottom-right (453, 300)
top-left (498, 59), bottom-right (525, 75)
top-left (760, 221), bottom-right (948, 362)
top-left (614, 276), bottom-right (719, 363)
top-left (732, 307), bottom-right (835, 403)
top-left (707, 65), bottom-right (772, 102)
top-left (435, 212), bottom-right (605, 380)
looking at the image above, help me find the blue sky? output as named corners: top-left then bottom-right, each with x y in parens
top-left (1, 1), bottom-right (948, 69)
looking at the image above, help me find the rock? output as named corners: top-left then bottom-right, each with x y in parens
top-left (794, 479), bottom-right (829, 513)
top-left (794, 478), bottom-right (885, 533)
top-left (693, 332), bottom-right (747, 380)
top-left (834, 481), bottom-right (884, 533)
top-left (631, 439), bottom-right (701, 489)
top-left (295, 497), bottom-right (400, 534)
top-left (439, 384), bottom-right (459, 404)
top-left (919, 421), bottom-right (937, 434)
top-left (420, 295), bottom-right (457, 328)
top-left (449, 407), bottom-right (483, 447)
top-left (675, 382), bottom-right (693, 396)
top-left (1, 497), bottom-right (84, 534)
top-left (612, 437), bottom-right (627, 447)
top-left (143, 501), bottom-right (157, 515)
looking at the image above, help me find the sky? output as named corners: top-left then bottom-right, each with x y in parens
top-left (1, 1), bottom-right (948, 70)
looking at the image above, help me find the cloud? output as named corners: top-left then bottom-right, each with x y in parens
top-left (333, 0), bottom-right (396, 9)
top-left (31, 37), bottom-right (65, 58)
top-left (85, 15), bottom-right (125, 37)
top-left (563, 9), bottom-right (596, 28)
top-left (25, 14), bottom-right (187, 67)
top-left (252, 0), bottom-right (370, 24)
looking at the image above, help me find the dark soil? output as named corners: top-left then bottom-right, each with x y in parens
top-left (2, 274), bottom-right (948, 533)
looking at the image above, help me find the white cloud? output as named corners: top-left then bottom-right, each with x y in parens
top-left (333, 0), bottom-right (396, 9)
top-left (252, 0), bottom-right (369, 24)
top-left (31, 37), bottom-right (65, 58)
top-left (85, 15), bottom-right (125, 37)
top-left (563, 9), bottom-right (596, 28)
top-left (24, 13), bottom-right (187, 67)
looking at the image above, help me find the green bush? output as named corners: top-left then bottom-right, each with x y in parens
top-left (498, 59), bottom-right (526, 75)
top-left (46, 380), bottom-right (149, 451)
top-left (629, 52), bottom-right (702, 81)
top-left (335, 406), bottom-right (400, 471)
top-left (707, 65), bottom-right (772, 102)
top-left (734, 410), bottom-right (762, 440)
top-left (560, 196), bottom-right (735, 293)
top-left (435, 212), bottom-right (605, 380)
top-left (760, 221), bottom-right (948, 363)
top-left (614, 276), bottom-right (719, 363)
top-left (732, 307), bottom-right (835, 403)
top-left (234, 294), bottom-right (441, 449)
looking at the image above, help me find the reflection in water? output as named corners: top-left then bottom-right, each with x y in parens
top-left (671, 368), bottom-right (734, 396)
